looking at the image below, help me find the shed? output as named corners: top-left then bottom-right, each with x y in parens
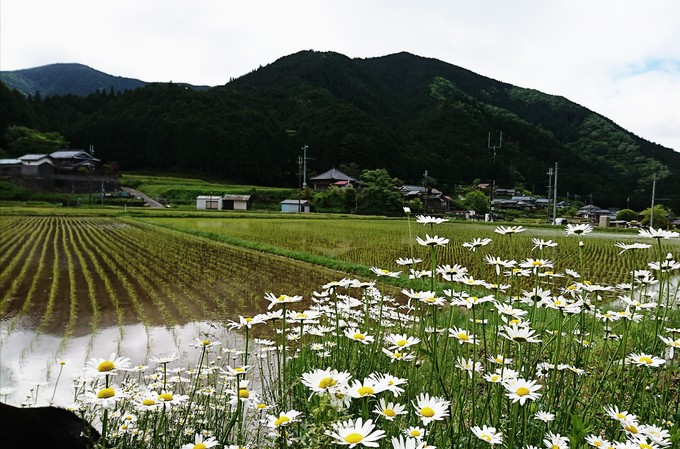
top-left (223, 194), bottom-right (252, 211)
top-left (196, 195), bottom-right (223, 210)
top-left (281, 199), bottom-right (312, 213)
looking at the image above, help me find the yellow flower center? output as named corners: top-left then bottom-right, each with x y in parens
top-left (159, 393), bottom-right (173, 401)
top-left (277, 295), bottom-right (286, 301)
top-left (256, 403), bottom-right (267, 409)
top-left (532, 261), bottom-right (543, 266)
top-left (410, 430), bottom-right (422, 437)
top-left (482, 434), bottom-right (492, 442)
top-left (554, 300), bottom-right (562, 306)
top-left (358, 386), bottom-right (374, 396)
top-left (420, 407), bottom-right (435, 417)
top-left (397, 339), bottom-right (408, 346)
top-left (202, 339), bottom-right (211, 346)
top-left (274, 416), bottom-right (290, 426)
top-left (469, 296), bottom-right (478, 302)
top-left (384, 408), bottom-right (396, 417)
top-left (457, 333), bottom-right (469, 341)
top-left (142, 398), bottom-right (156, 406)
top-left (594, 442), bottom-right (602, 447)
top-left (551, 445), bottom-right (559, 449)
top-left (392, 352), bottom-right (403, 358)
top-left (98, 361), bottom-right (115, 372)
top-left (97, 387), bottom-right (115, 399)
top-left (616, 413), bottom-right (625, 420)
top-left (344, 433), bottom-right (364, 444)
top-left (490, 375), bottom-right (501, 382)
top-left (194, 444), bottom-right (206, 449)
top-left (234, 367), bottom-right (245, 373)
top-left (639, 356), bottom-right (653, 364)
top-left (510, 319), bottom-right (521, 325)
top-left (567, 285), bottom-right (577, 290)
top-left (624, 424), bottom-right (638, 434)
top-left (516, 387), bottom-right (530, 397)
top-left (353, 333), bottom-right (366, 340)
top-left (245, 317), bottom-right (253, 322)
top-left (238, 389), bottom-right (249, 398)
top-left (639, 444), bottom-right (652, 449)
top-left (318, 377), bottom-right (336, 389)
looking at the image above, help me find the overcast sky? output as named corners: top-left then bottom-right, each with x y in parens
top-left (2, 0), bottom-right (678, 151)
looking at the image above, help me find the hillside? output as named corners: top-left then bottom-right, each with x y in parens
top-left (1, 51), bottom-right (678, 210)
top-left (0, 63), bottom-right (210, 97)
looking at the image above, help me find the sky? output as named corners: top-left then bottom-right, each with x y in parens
top-left (2, 0), bottom-right (679, 152)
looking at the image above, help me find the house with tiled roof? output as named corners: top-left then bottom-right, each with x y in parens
top-left (309, 168), bottom-right (355, 191)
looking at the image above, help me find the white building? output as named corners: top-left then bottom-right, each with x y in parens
top-left (196, 196), bottom-right (223, 210)
top-left (281, 199), bottom-right (312, 213)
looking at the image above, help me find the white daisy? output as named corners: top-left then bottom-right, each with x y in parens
top-left (503, 378), bottom-right (542, 405)
top-left (326, 417), bottom-right (386, 448)
top-left (412, 393), bottom-right (449, 425)
top-left (471, 424), bottom-right (503, 445)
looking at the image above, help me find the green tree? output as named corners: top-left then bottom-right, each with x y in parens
top-left (356, 168), bottom-right (404, 216)
top-left (640, 205), bottom-right (672, 229)
top-left (464, 190), bottom-right (489, 214)
top-left (312, 186), bottom-right (356, 213)
top-left (615, 208), bottom-right (638, 222)
top-left (5, 125), bottom-right (68, 156)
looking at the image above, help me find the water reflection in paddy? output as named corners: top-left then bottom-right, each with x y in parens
top-left (0, 321), bottom-right (244, 407)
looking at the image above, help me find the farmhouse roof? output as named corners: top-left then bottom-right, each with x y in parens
top-left (19, 153), bottom-right (51, 161)
top-left (310, 168), bottom-right (355, 182)
top-left (0, 158), bottom-right (22, 165)
top-left (50, 150), bottom-right (100, 162)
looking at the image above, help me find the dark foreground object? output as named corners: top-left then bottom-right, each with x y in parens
top-left (0, 402), bottom-right (100, 448)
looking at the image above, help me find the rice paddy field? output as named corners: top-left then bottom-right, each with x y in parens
top-left (1, 210), bottom-right (679, 448)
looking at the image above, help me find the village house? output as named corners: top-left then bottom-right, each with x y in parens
top-left (309, 168), bottom-right (355, 191)
top-left (400, 184), bottom-right (452, 211)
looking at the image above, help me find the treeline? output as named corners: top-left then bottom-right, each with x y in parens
top-left (1, 51), bottom-right (678, 210)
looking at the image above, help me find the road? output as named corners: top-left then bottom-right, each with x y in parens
top-left (121, 187), bottom-right (165, 208)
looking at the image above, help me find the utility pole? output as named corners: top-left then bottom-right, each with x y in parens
top-left (297, 155), bottom-right (303, 213)
top-left (422, 170), bottom-right (428, 213)
top-left (488, 131), bottom-right (502, 221)
top-left (547, 167), bottom-right (553, 223)
top-left (650, 173), bottom-right (656, 228)
top-left (552, 162), bottom-right (558, 225)
top-left (301, 144), bottom-right (309, 188)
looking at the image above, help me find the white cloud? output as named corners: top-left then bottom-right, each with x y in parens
top-left (1, 0), bottom-right (678, 150)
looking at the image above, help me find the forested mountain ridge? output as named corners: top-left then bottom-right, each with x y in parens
top-left (1, 51), bottom-right (677, 209)
top-left (0, 63), bottom-right (209, 97)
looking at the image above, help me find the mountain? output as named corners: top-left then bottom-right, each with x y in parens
top-left (1, 51), bottom-right (678, 210)
top-left (0, 63), bottom-right (209, 97)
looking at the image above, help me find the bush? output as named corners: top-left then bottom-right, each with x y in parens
top-left (616, 208), bottom-right (637, 222)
